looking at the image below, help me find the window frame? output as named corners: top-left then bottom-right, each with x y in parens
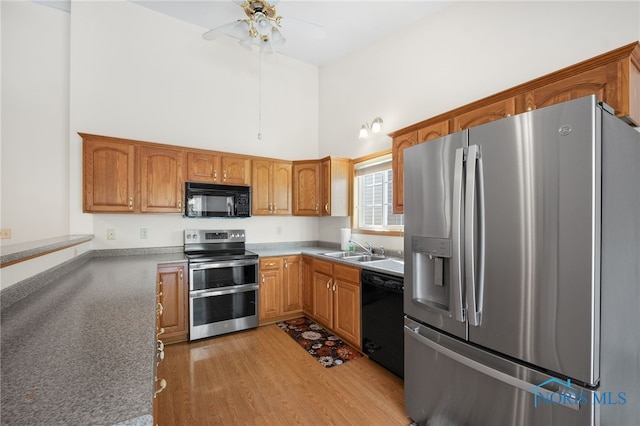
top-left (351, 149), bottom-right (404, 236)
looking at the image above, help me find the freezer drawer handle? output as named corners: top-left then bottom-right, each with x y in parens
top-left (404, 325), bottom-right (582, 411)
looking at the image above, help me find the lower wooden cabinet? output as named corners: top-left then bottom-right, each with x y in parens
top-left (301, 255), bottom-right (314, 313)
top-left (156, 262), bottom-right (188, 344)
top-left (258, 255), bottom-right (303, 323)
top-left (310, 258), bottom-right (361, 350)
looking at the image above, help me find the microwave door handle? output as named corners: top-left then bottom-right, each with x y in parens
top-left (465, 144), bottom-right (485, 327)
top-left (451, 147), bottom-right (465, 323)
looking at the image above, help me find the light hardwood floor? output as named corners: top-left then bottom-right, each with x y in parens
top-left (156, 323), bottom-right (410, 425)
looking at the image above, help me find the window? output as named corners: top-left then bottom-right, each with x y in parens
top-left (353, 153), bottom-right (404, 233)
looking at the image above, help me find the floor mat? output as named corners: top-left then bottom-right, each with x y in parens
top-left (276, 317), bottom-right (362, 368)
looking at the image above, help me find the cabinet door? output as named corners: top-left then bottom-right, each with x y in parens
top-left (333, 278), bottom-right (361, 349)
top-left (301, 256), bottom-right (314, 314)
top-left (259, 258), bottom-right (282, 321)
top-left (259, 269), bottom-right (281, 320)
top-left (83, 137), bottom-right (136, 213)
top-left (221, 156), bottom-right (250, 185)
top-left (312, 269), bottom-right (333, 329)
top-left (272, 162), bottom-right (292, 215)
top-left (292, 161), bottom-right (321, 216)
top-left (186, 151), bottom-right (220, 183)
top-left (321, 159), bottom-right (332, 215)
top-left (157, 262), bottom-right (188, 343)
top-left (392, 131), bottom-right (417, 214)
top-left (139, 146), bottom-right (184, 213)
top-left (524, 62), bottom-right (616, 113)
top-left (282, 256), bottom-right (302, 313)
top-left (452, 97), bottom-right (517, 132)
top-left (252, 160), bottom-right (273, 215)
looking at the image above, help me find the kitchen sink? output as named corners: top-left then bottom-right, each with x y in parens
top-left (322, 251), bottom-right (354, 258)
top-left (343, 254), bottom-right (386, 262)
top-left (361, 258), bottom-right (405, 273)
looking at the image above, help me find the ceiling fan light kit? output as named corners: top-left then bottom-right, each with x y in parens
top-left (202, 0), bottom-right (325, 54)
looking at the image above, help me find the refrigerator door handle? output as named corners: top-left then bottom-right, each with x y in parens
top-left (465, 144), bottom-right (485, 326)
top-left (404, 324), bottom-right (582, 411)
top-left (451, 147), bottom-right (466, 322)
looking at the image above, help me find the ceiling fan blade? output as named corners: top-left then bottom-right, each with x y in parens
top-left (202, 21), bottom-right (238, 40)
top-left (203, 20), bottom-right (251, 41)
top-left (279, 16), bottom-right (326, 41)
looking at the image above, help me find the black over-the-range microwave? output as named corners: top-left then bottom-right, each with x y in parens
top-left (184, 182), bottom-right (251, 218)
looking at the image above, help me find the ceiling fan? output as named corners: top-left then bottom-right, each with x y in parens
top-left (202, 0), bottom-right (326, 53)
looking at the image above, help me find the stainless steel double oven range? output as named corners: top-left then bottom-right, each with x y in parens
top-left (184, 229), bottom-right (259, 341)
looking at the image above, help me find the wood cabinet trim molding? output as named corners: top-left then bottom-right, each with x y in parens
top-left (388, 41), bottom-right (640, 138)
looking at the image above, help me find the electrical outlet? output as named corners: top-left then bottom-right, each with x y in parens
top-left (276, 226), bottom-right (282, 235)
top-left (107, 229), bottom-right (116, 240)
top-left (140, 228), bottom-right (148, 239)
top-left (0, 228), bottom-right (11, 239)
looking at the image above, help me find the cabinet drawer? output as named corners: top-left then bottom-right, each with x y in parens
top-left (333, 263), bottom-right (360, 283)
top-left (260, 258), bottom-right (282, 270)
top-left (313, 258), bottom-right (333, 275)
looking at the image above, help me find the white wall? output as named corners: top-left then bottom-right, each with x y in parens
top-left (68, 0), bottom-right (320, 248)
top-left (1, 0), bottom-right (70, 246)
top-left (319, 0), bottom-right (640, 252)
top-left (2, 0), bottom-right (639, 258)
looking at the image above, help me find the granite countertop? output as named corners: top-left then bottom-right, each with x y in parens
top-left (0, 240), bottom-right (401, 425)
top-left (0, 235), bottom-right (93, 266)
top-left (250, 245), bottom-right (404, 278)
top-left (0, 251), bottom-right (184, 425)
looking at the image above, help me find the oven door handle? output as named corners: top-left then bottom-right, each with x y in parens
top-left (189, 259), bottom-right (258, 271)
top-left (190, 284), bottom-right (259, 298)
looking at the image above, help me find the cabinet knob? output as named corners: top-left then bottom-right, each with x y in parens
top-left (332, 283), bottom-right (336, 292)
top-left (261, 274), bottom-right (265, 284)
top-left (284, 260), bottom-right (288, 269)
top-left (214, 170), bottom-right (218, 180)
top-left (326, 279), bottom-right (331, 289)
top-left (157, 302), bottom-right (163, 316)
top-left (223, 171), bottom-right (227, 181)
top-left (128, 197), bottom-right (133, 210)
top-left (324, 203), bottom-right (329, 213)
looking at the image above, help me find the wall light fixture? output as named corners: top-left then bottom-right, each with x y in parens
top-left (359, 117), bottom-right (384, 139)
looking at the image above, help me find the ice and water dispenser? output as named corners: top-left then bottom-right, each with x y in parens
top-left (411, 236), bottom-right (453, 315)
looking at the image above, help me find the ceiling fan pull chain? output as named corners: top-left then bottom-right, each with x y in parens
top-left (258, 50), bottom-right (263, 141)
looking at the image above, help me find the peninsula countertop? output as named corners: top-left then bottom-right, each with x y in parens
top-left (0, 251), bottom-right (184, 425)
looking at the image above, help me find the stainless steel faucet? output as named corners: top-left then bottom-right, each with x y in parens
top-left (349, 239), bottom-right (373, 255)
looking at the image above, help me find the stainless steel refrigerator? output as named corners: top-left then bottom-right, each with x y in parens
top-left (403, 95), bottom-right (640, 426)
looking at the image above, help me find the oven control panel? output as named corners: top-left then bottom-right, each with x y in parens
top-left (184, 229), bottom-right (246, 244)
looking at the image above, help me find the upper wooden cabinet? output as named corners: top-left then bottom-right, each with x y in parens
top-left (321, 157), bottom-right (350, 216)
top-left (186, 151), bottom-right (220, 183)
top-left (389, 41), bottom-right (640, 214)
top-left (391, 131), bottom-right (417, 215)
top-left (452, 97), bottom-right (517, 132)
top-left (293, 157), bottom-right (350, 216)
top-left (252, 160), bottom-right (292, 215)
top-left (139, 146), bottom-right (184, 213)
top-left (185, 151), bottom-right (250, 186)
top-left (292, 160), bottom-right (321, 216)
top-left (82, 135), bottom-right (136, 213)
top-left (221, 156), bottom-right (251, 185)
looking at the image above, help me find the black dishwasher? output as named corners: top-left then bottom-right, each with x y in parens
top-left (361, 269), bottom-right (404, 378)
